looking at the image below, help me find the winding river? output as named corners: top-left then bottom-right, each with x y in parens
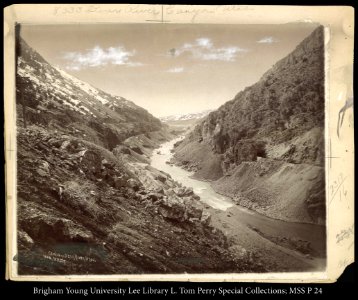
top-left (151, 136), bottom-right (233, 210)
top-left (151, 137), bottom-right (326, 260)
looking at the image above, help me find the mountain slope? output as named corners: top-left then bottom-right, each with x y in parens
top-left (15, 38), bottom-right (260, 274)
top-left (173, 26), bottom-right (325, 224)
top-left (160, 109), bottom-right (213, 133)
top-left (160, 109), bottom-right (213, 123)
top-left (16, 38), bottom-right (161, 150)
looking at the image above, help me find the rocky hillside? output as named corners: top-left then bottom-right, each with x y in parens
top-left (173, 26), bottom-right (325, 225)
top-left (16, 38), bottom-right (161, 150)
top-left (16, 38), bottom-right (263, 274)
top-left (17, 127), bottom-right (262, 274)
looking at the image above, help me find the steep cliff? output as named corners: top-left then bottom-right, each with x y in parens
top-left (173, 26), bottom-right (325, 224)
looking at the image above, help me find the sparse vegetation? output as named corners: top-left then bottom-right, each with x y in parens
top-left (173, 26), bottom-right (325, 224)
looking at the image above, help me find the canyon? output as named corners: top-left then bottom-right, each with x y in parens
top-left (15, 25), bottom-right (326, 275)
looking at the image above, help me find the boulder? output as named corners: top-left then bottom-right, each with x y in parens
top-left (130, 146), bottom-right (143, 155)
top-left (127, 178), bottom-right (140, 191)
top-left (114, 176), bottom-right (127, 189)
top-left (24, 214), bottom-right (94, 244)
top-left (116, 146), bottom-right (131, 155)
top-left (165, 188), bottom-right (175, 197)
top-left (48, 138), bottom-right (63, 148)
top-left (153, 187), bottom-right (164, 194)
top-left (184, 187), bottom-right (194, 196)
top-left (155, 174), bottom-right (167, 183)
top-left (18, 230), bottom-right (34, 250)
top-left (184, 203), bottom-right (203, 220)
top-left (36, 168), bottom-right (48, 177)
top-left (36, 160), bottom-right (50, 176)
top-left (101, 159), bottom-right (110, 167)
top-left (200, 211), bottom-right (211, 226)
top-left (173, 187), bottom-right (185, 197)
top-left (192, 194), bottom-right (200, 200)
top-left (60, 140), bottom-right (70, 150)
top-left (147, 193), bottom-right (162, 201)
top-left (158, 203), bottom-right (185, 221)
top-left (174, 186), bottom-right (194, 197)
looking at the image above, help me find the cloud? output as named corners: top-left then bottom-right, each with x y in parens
top-left (197, 47), bottom-right (243, 62)
top-left (166, 67), bottom-right (184, 73)
top-left (196, 38), bottom-right (213, 48)
top-left (257, 37), bottom-right (278, 44)
top-left (65, 65), bottom-right (81, 71)
top-left (170, 38), bottom-right (247, 62)
top-left (63, 45), bottom-right (142, 70)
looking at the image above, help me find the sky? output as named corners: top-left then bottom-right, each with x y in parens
top-left (20, 23), bottom-right (319, 117)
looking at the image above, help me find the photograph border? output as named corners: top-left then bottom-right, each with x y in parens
top-left (4, 4), bottom-right (355, 282)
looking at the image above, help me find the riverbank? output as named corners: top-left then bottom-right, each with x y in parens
top-left (151, 137), bottom-right (233, 211)
top-left (209, 206), bottom-right (326, 272)
top-left (152, 137), bottom-right (326, 271)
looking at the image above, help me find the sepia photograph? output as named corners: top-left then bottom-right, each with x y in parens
top-left (14, 22), bottom-right (327, 275)
top-left (4, 4), bottom-right (354, 283)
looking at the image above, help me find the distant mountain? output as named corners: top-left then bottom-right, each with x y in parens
top-left (160, 109), bottom-right (213, 123)
top-left (173, 26), bottom-right (326, 224)
top-left (16, 38), bottom-right (162, 150)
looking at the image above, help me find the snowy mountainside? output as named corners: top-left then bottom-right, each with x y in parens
top-left (160, 109), bottom-right (213, 123)
top-left (16, 38), bottom-right (161, 150)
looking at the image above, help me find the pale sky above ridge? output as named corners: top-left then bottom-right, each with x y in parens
top-left (20, 23), bottom-right (319, 117)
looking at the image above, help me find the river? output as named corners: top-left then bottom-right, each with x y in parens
top-left (151, 136), bottom-right (233, 210)
top-left (150, 136), bottom-right (326, 261)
